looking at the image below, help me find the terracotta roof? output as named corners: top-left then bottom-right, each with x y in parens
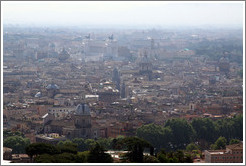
top-left (226, 142), bottom-right (243, 150)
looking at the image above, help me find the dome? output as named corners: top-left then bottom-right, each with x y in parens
top-left (75, 103), bottom-right (90, 115)
top-left (35, 92), bottom-right (42, 98)
top-left (46, 83), bottom-right (59, 90)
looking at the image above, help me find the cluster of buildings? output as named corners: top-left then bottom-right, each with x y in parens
top-left (3, 27), bottom-right (243, 163)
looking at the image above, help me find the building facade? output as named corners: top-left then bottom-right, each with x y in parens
top-left (205, 143), bottom-right (243, 163)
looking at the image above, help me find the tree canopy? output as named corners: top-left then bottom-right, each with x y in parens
top-left (210, 137), bottom-right (227, 150)
top-left (87, 143), bottom-right (113, 163)
top-left (120, 136), bottom-right (153, 163)
top-left (164, 118), bottom-right (195, 149)
top-left (4, 136), bottom-right (30, 154)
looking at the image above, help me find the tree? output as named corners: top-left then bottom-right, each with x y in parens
top-left (77, 151), bottom-right (89, 163)
top-left (137, 123), bottom-right (173, 151)
top-left (25, 143), bottom-right (60, 160)
top-left (72, 138), bottom-right (87, 152)
top-left (183, 154), bottom-right (193, 163)
top-left (3, 130), bottom-right (24, 138)
top-left (143, 155), bottom-right (160, 163)
top-left (87, 143), bottom-right (113, 163)
top-left (174, 150), bottom-right (185, 162)
top-left (211, 137), bottom-right (227, 150)
top-left (97, 137), bottom-right (112, 150)
top-left (213, 115), bottom-right (243, 142)
top-left (165, 118), bottom-right (195, 149)
top-left (215, 118), bottom-right (234, 141)
top-left (231, 114), bottom-right (243, 140)
top-left (34, 153), bottom-right (79, 163)
top-left (34, 154), bottom-right (55, 163)
top-left (85, 139), bottom-right (96, 150)
top-left (157, 152), bottom-right (170, 163)
top-left (111, 135), bottom-right (125, 150)
top-left (54, 153), bottom-right (79, 163)
top-left (229, 139), bottom-right (240, 145)
top-left (191, 118), bottom-right (217, 144)
top-left (4, 136), bottom-right (30, 154)
top-left (57, 140), bottom-right (78, 154)
top-left (186, 143), bottom-right (199, 152)
top-left (157, 149), bottom-right (192, 163)
top-left (120, 137), bottom-right (153, 163)
top-left (157, 150), bottom-right (179, 163)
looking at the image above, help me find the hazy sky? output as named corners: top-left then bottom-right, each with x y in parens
top-left (2, 1), bottom-right (244, 28)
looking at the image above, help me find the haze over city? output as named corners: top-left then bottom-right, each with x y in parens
top-left (2, 1), bottom-right (244, 28)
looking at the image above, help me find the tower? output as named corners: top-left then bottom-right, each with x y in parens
top-left (139, 51), bottom-right (153, 81)
top-left (121, 82), bottom-right (126, 98)
top-left (112, 68), bottom-right (120, 91)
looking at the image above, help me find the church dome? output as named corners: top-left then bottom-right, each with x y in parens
top-left (46, 83), bottom-right (59, 90)
top-left (75, 103), bottom-right (90, 115)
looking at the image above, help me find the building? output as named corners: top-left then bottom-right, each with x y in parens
top-left (82, 34), bottom-right (118, 62)
top-left (205, 142), bottom-right (243, 163)
top-left (43, 103), bottom-right (92, 139)
top-left (97, 90), bottom-right (120, 104)
top-left (35, 133), bottom-right (66, 145)
top-left (3, 147), bottom-right (12, 160)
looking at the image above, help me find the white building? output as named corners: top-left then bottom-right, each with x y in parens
top-left (82, 35), bottom-right (118, 61)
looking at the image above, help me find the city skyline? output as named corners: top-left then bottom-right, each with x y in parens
top-left (2, 1), bottom-right (244, 164)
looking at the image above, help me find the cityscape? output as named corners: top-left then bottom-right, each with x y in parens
top-left (1, 1), bottom-right (244, 164)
